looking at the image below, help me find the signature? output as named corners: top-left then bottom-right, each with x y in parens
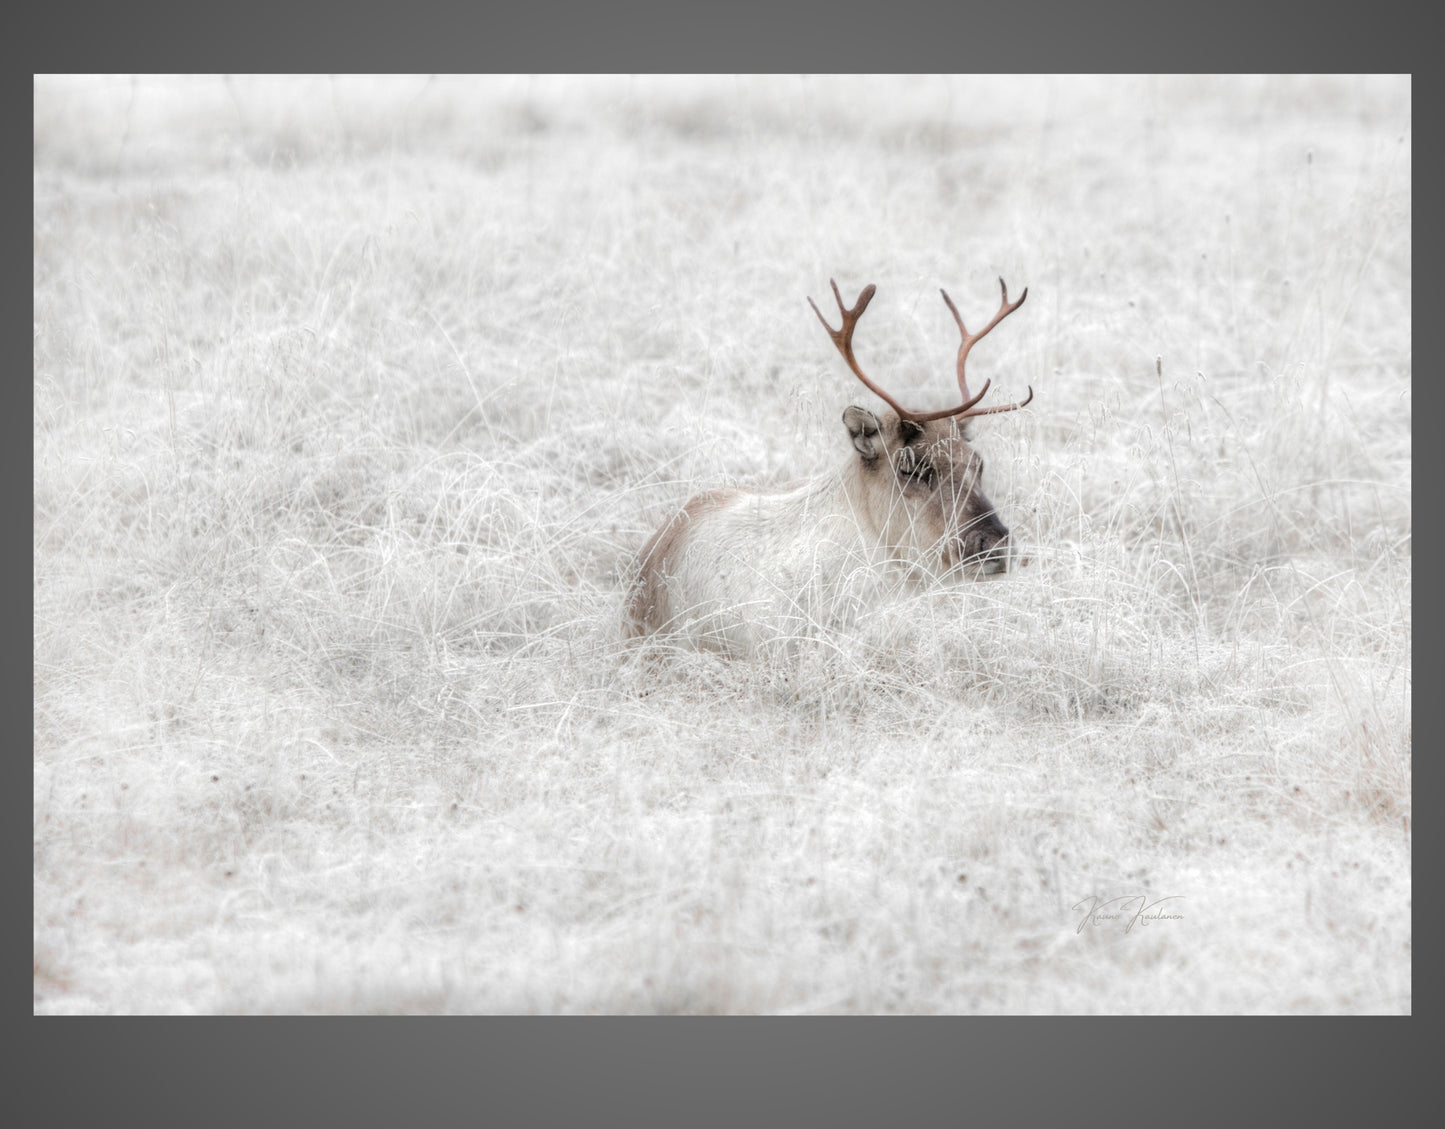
top-left (1074, 895), bottom-right (1185, 934)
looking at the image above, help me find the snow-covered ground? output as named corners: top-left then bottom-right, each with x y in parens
top-left (34, 75), bottom-right (1410, 1012)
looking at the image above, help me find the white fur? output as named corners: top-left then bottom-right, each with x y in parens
top-left (630, 456), bottom-right (951, 656)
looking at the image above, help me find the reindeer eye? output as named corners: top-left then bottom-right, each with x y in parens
top-left (894, 447), bottom-right (936, 488)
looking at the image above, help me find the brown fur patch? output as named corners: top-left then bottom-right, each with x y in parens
top-left (625, 488), bottom-right (740, 636)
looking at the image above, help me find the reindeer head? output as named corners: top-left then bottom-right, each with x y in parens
top-left (841, 406), bottom-right (1012, 573)
top-left (811, 278), bottom-right (1032, 576)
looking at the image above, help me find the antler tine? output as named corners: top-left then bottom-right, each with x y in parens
top-left (958, 383), bottom-right (1034, 416)
top-left (939, 277), bottom-right (1031, 419)
top-left (808, 280), bottom-right (917, 420)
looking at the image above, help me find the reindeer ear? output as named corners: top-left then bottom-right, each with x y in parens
top-left (842, 406), bottom-right (882, 460)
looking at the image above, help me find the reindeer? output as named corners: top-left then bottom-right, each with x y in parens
top-left (624, 278), bottom-right (1034, 655)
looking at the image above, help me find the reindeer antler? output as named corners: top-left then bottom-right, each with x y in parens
top-left (940, 278), bottom-right (1034, 417)
top-left (809, 278), bottom-right (1033, 423)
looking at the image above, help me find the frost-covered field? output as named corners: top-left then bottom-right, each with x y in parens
top-left (34, 75), bottom-right (1410, 1013)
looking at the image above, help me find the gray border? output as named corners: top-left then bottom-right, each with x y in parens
top-left (22, 3), bottom-right (1424, 1128)
top-left (18, 1), bottom-right (1423, 71)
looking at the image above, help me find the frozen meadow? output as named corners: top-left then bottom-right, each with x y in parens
top-left (33, 75), bottom-right (1410, 1013)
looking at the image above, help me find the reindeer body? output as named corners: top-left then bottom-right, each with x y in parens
top-left (625, 278), bottom-right (1032, 655)
top-left (626, 409), bottom-right (1012, 654)
top-left (625, 471), bottom-right (878, 655)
